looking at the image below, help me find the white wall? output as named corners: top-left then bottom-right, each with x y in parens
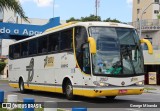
top-left (1, 39), bottom-right (16, 56)
top-left (142, 30), bottom-right (160, 49)
top-left (152, 4), bottom-right (160, 19)
top-left (3, 8), bottom-right (16, 23)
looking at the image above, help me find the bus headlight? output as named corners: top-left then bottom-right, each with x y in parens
top-left (136, 81), bottom-right (144, 86)
top-left (93, 81), bottom-right (109, 87)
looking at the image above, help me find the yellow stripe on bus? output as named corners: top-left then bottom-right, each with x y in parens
top-left (9, 83), bottom-right (19, 88)
top-left (9, 83), bottom-right (143, 97)
top-left (45, 22), bottom-right (79, 33)
top-left (24, 85), bottom-right (63, 93)
top-left (74, 88), bottom-right (143, 97)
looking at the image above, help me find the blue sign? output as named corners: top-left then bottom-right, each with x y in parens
top-left (0, 17), bottom-right (60, 39)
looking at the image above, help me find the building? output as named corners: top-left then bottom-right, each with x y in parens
top-left (132, 0), bottom-right (160, 22)
top-left (131, 0), bottom-right (160, 85)
top-left (0, 1), bottom-right (64, 57)
top-left (0, 1), bottom-right (64, 78)
top-left (0, 1), bottom-right (47, 25)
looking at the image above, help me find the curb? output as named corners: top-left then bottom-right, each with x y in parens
top-left (143, 89), bottom-right (160, 94)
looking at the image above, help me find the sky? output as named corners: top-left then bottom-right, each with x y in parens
top-left (19, 0), bottom-right (133, 22)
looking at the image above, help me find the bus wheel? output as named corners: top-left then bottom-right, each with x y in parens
top-left (105, 96), bottom-right (116, 101)
top-left (19, 79), bottom-right (26, 93)
top-left (65, 81), bottom-right (74, 100)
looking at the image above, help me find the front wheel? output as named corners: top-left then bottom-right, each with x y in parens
top-left (65, 81), bottom-right (74, 100)
top-left (105, 96), bottom-right (116, 101)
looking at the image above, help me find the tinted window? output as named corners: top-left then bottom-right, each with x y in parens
top-left (38, 36), bottom-right (48, 54)
top-left (13, 44), bottom-right (20, 59)
top-left (48, 33), bottom-right (59, 52)
top-left (29, 39), bottom-right (37, 55)
top-left (74, 27), bottom-right (88, 70)
top-left (21, 42), bottom-right (28, 57)
top-left (9, 45), bottom-right (14, 59)
top-left (60, 29), bottom-right (73, 50)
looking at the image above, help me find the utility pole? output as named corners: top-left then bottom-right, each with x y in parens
top-left (53, 0), bottom-right (55, 18)
top-left (95, 0), bottom-right (98, 17)
top-left (95, 0), bottom-right (100, 19)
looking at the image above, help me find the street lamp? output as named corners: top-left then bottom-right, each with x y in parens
top-left (139, 2), bottom-right (160, 38)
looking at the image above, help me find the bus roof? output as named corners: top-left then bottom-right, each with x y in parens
top-left (10, 21), bottom-right (135, 45)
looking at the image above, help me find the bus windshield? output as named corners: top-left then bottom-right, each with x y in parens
top-left (89, 27), bottom-right (144, 76)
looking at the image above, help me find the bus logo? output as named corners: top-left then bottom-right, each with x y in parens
top-left (131, 77), bottom-right (138, 82)
top-left (26, 58), bottom-right (34, 86)
top-left (44, 56), bottom-right (54, 68)
top-left (121, 81), bottom-right (125, 86)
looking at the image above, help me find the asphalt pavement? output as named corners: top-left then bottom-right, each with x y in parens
top-left (1, 80), bottom-right (160, 111)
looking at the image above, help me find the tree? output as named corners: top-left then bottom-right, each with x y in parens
top-left (0, 0), bottom-right (29, 22)
top-left (66, 15), bottom-right (121, 23)
top-left (157, 14), bottom-right (160, 19)
top-left (81, 14), bottom-right (101, 21)
top-left (66, 17), bottom-right (80, 23)
top-left (0, 62), bottom-right (6, 73)
top-left (66, 14), bottom-right (101, 22)
top-left (103, 18), bottom-right (121, 23)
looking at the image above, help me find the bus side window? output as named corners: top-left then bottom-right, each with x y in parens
top-left (38, 36), bottom-right (48, 54)
top-left (60, 29), bottom-right (72, 51)
top-left (82, 43), bottom-right (91, 74)
top-left (29, 39), bottom-right (37, 55)
top-left (21, 42), bottom-right (28, 57)
top-left (13, 44), bottom-right (20, 59)
top-left (48, 33), bottom-right (59, 52)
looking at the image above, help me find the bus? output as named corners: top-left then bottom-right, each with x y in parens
top-left (8, 21), bottom-right (153, 100)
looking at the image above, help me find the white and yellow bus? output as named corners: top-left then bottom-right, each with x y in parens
top-left (8, 22), bottom-right (153, 100)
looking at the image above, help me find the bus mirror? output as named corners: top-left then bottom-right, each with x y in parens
top-left (88, 37), bottom-right (97, 54)
top-left (140, 39), bottom-right (153, 54)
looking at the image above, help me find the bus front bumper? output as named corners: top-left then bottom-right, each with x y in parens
top-left (73, 87), bottom-right (144, 97)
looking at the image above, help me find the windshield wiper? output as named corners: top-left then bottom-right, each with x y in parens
top-left (121, 45), bottom-right (136, 75)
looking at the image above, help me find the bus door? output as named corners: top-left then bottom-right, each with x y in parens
top-left (82, 43), bottom-right (92, 89)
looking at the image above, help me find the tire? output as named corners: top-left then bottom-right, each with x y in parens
top-left (105, 96), bottom-right (116, 101)
top-left (65, 81), bottom-right (74, 100)
top-left (19, 79), bottom-right (26, 93)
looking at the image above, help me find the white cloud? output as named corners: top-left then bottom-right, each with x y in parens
top-left (126, 0), bottom-right (133, 8)
top-left (34, 0), bottom-right (53, 7)
top-left (19, 0), bottom-right (59, 8)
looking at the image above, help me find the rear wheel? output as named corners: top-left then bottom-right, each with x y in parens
top-left (65, 81), bottom-right (74, 100)
top-left (105, 96), bottom-right (116, 101)
top-left (19, 79), bottom-right (26, 93)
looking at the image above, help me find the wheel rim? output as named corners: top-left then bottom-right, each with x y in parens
top-left (66, 84), bottom-right (72, 96)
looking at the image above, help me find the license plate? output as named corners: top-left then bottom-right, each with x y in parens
top-left (119, 89), bottom-right (127, 94)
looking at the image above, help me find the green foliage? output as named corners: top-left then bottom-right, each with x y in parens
top-left (66, 15), bottom-right (121, 23)
top-left (103, 18), bottom-right (121, 23)
top-left (81, 14), bottom-right (101, 21)
top-left (0, 62), bottom-right (6, 73)
top-left (66, 17), bottom-right (80, 23)
top-left (0, 0), bottom-right (28, 22)
top-left (66, 14), bottom-right (101, 22)
top-left (157, 14), bottom-right (160, 19)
